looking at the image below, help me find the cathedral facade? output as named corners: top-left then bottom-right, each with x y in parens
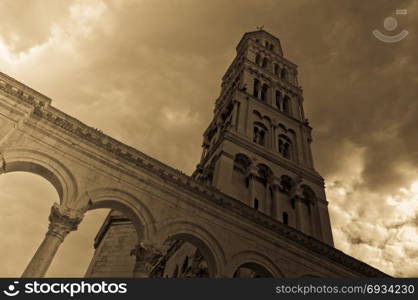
top-left (0, 30), bottom-right (386, 278)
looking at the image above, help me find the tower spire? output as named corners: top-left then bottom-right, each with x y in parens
top-left (193, 30), bottom-right (333, 246)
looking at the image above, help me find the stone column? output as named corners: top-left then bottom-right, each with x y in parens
top-left (22, 203), bottom-right (83, 278)
top-left (247, 172), bottom-right (256, 207)
top-left (131, 242), bottom-right (163, 278)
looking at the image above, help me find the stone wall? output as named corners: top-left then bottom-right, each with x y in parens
top-left (85, 211), bottom-right (137, 277)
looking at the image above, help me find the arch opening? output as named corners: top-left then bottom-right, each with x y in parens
top-left (154, 233), bottom-right (218, 278)
top-left (5, 161), bottom-right (64, 202)
top-left (0, 172), bottom-right (60, 277)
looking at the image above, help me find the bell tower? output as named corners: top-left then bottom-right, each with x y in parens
top-left (193, 29), bottom-right (334, 245)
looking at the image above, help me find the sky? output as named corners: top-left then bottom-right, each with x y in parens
top-left (0, 0), bottom-right (417, 277)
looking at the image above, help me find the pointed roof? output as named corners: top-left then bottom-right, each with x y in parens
top-left (236, 29), bottom-right (283, 56)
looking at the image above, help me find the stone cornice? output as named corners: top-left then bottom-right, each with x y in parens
top-left (0, 72), bottom-right (51, 107)
top-left (0, 72), bottom-right (388, 278)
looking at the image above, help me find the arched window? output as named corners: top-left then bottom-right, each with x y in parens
top-left (282, 95), bottom-right (291, 115)
top-left (278, 135), bottom-right (291, 159)
top-left (255, 53), bottom-right (261, 65)
top-left (281, 68), bottom-right (288, 80)
top-left (253, 79), bottom-right (260, 98)
top-left (283, 212), bottom-right (289, 225)
top-left (234, 153), bottom-right (251, 174)
top-left (253, 123), bottom-right (267, 146)
top-left (280, 175), bottom-right (294, 194)
top-left (260, 84), bottom-right (269, 102)
top-left (275, 90), bottom-right (281, 109)
top-left (257, 163), bottom-right (273, 184)
top-left (301, 185), bottom-right (316, 204)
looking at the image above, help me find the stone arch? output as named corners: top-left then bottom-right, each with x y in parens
top-left (79, 187), bottom-right (157, 242)
top-left (234, 153), bottom-right (252, 174)
top-left (226, 250), bottom-right (284, 278)
top-left (280, 174), bottom-right (295, 194)
top-left (257, 163), bottom-right (273, 183)
top-left (155, 221), bottom-right (226, 277)
top-left (300, 184), bottom-right (316, 204)
top-left (1, 148), bottom-right (78, 205)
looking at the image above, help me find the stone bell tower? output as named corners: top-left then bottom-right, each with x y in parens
top-left (193, 29), bottom-right (333, 246)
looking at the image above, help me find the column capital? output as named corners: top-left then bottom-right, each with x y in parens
top-left (131, 242), bottom-right (164, 276)
top-left (47, 203), bottom-right (83, 241)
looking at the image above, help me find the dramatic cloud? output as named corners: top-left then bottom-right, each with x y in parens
top-left (0, 0), bottom-right (417, 277)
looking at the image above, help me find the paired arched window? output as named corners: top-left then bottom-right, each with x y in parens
top-left (253, 79), bottom-right (269, 103)
top-left (275, 91), bottom-right (291, 116)
top-left (234, 153), bottom-right (251, 174)
top-left (278, 134), bottom-right (291, 159)
top-left (253, 122), bottom-right (268, 146)
top-left (265, 41), bottom-right (274, 51)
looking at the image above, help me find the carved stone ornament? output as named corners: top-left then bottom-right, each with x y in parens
top-left (46, 203), bottom-right (83, 241)
top-left (131, 242), bottom-right (164, 274)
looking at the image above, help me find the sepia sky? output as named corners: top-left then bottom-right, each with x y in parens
top-left (0, 0), bottom-right (417, 277)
